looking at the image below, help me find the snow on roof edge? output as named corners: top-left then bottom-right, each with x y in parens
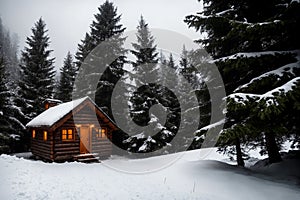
top-left (26, 97), bottom-right (89, 128)
top-left (26, 96), bottom-right (119, 130)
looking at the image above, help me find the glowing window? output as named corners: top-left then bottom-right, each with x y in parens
top-left (62, 129), bottom-right (67, 140)
top-left (98, 128), bottom-right (107, 138)
top-left (43, 131), bottom-right (47, 141)
top-left (32, 130), bottom-right (36, 139)
top-left (62, 129), bottom-right (74, 141)
top-left (68, 129), bottom-right (73, 140)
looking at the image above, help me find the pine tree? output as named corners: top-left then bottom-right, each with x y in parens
top-left (129, 16), bottom-right (159, 125)
top-left (185, 0), bottom-right (300, 165)
top-left (0, 18), bottom-right (26, 153)
top-left (56, 52), bottom-right (77, 102)
top-left (167, 53), bottom-right (176, 69)
top-left (131, 16), bottom-right (158, 66)
top-left (0, 18), bottom-right (19, 90)
top-left (177, 47), bottom-right (216, 150)
top-left (74, 1), bottom-right (126, 118)
top-left (123, 16), bottom-right (160, 153)
top-left (75, 33), bottom-right (93, 70)
top-left (0, 57), bottom-right (11, 153)
top-left (124, 19), bottom-right (201, 154)
top-left (16, 18), bottom-right (56, 121)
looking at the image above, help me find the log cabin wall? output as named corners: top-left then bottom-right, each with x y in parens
top-left (52, 105), bottom-right (113, 162)
top-left (91, 123), bottom-right (112, 159)
top-left (30, 128), bottom-right (54, 161)
top-left (53, 121), bottom-right (79, 161)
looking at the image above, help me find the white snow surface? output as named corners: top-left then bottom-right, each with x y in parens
top-left (1, 148), bottom-right (300, 200)
top-left (26, 97), bottom-right (89, 127)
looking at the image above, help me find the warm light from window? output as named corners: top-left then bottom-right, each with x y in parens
top-left (43, 131), bottom-right (47, 141)
top-left (32, 130), bottom-right (36, 139)
top-left (45, 103), bottom-right (49, 110)
top-left (97, 128), bottom-right (107, 138)
top-left (101, 128), bottom-right (107, 138)
top-left (62, 129), bottom-right (73, 141)
top-left (68, 129), bottom-right (73, 140)
top-left (62, 129), bottom-right (67, 140)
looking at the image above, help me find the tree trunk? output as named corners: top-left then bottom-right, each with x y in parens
top-left (265, 131), bottom-right (282, 164)
top-left (235, 138), bottom-right (244, 167)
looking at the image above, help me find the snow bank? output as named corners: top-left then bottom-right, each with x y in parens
top-left (1, 148), bottom-right (300, 200)
top-left (251, 150), bottom-right (300, 184)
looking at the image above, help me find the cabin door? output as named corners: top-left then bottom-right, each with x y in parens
top-left (80, 126), bottom-right (90, 154)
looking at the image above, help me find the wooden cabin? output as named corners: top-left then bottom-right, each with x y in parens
top-left (26, 96), bottom-right (118, 162)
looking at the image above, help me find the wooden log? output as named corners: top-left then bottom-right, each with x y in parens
top-left (31, 144), bottom-right (51, 152)
top-left (55, 150), bottom-right (80, 156)
top-left (54, 155), bottom-right (73, 161)
top-left (54, 142), bottom-right (80, 148)
top-left (32, 150), bottom-right (51, 160)
top-left (55, 146), bottom-right (79, 152)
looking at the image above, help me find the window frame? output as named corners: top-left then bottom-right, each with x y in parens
top-left (97, 127), bottom-right (108, 139)
top-left (32, 130), bottom-right (36, 139)
top-left (61, 128), bottom-right (75, 141)
top-left (43, 131), bottom-right (47, 141)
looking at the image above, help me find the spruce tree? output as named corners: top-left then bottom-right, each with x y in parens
top-left (0, 57), bottom-right (11, 153)
top-left (167, 53), bottom-right (176, 69)
top-left (0, 18), bottom-right (19, 90)
top-left (185, 0), bottom-right (300, 165)
top-left (131, 16), bottom-right (158, 66)
top-left (74, 1), bottom-right (126, 118)
top-left (56, 52), bottom-right (77, 102)
top-left (16, 18), bottom-right (56, 121)
top-left (177, 47), bottom-right (215, 150)
top-left (75, 33), bottom-right (93, 70)
top-left (0, 18), bottom-right (26, 153)
top-left (124, 18), bottom-right (196, 154)
top-left (129, 16), bottom-right (159, 126)
top-left (123, 16), bottom-right (159, 152)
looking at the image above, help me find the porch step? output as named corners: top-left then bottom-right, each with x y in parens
top-left (73, 153), bottom-right (100, 163)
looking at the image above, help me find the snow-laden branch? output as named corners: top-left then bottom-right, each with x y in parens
top-left (212, 50), bottom-right (300, 63)
top-left (234, 61), bottom-right (300, 92)
top-left (194, 119), bottom-right (225, 141)
top-left (199, 119), bottom-right (225, 132)
top-left (228, 77), bottom-right (300, 106)
top-left (215, 8), bottom-right (234, 16)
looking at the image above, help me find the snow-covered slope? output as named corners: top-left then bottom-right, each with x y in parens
top-left (1, 149), bottom-right (299, 200)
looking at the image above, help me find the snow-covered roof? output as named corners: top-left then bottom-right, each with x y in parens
top-left (26, 97), bottom-right (89, 127)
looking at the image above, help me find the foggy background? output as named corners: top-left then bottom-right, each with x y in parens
top-left (0, 0), bottom-right (202, 70)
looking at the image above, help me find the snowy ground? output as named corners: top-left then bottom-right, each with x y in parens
top-left (1, 148), bottom-right (300, 200)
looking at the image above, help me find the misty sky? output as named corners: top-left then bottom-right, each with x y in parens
top-left (0, 0), bottom-right (202, 69)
